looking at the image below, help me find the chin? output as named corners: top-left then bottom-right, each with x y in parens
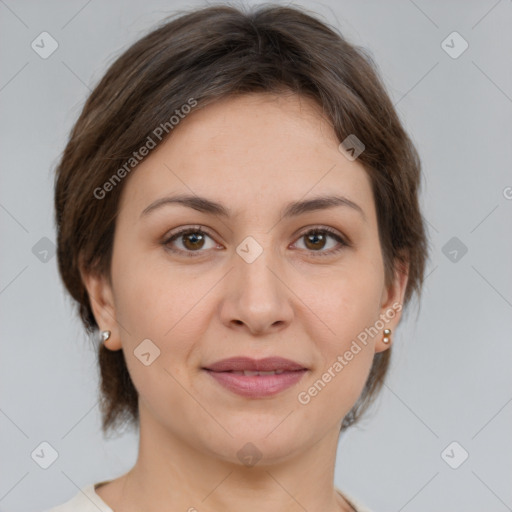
top-left (201, 423), bottom-right (311, 465)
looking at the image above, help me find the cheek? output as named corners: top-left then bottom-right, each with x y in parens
top-left (306, 253), bottom-right (385, 343)
top-left (297, 256), bottom-right (384, 408)
top-left (297, 290), bottom-right (379, 421)
top-left (110, 255), bottom-right (204, 422)
top-left (110, 249), bottom-right (209, 382)
top-left (111, 240), bottom-right (197, 337)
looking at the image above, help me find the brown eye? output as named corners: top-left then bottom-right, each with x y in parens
top-left (303, 231), bottom-right (328, 250)
top-left (163, 227), bottom-right (218, 257)
top-left (180, 231), bottom-right (206, 250)
top-left (294, 228), bottom-right (348, 256)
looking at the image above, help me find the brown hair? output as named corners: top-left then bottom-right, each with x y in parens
top-left (54, 3), bottom-right (429, 436)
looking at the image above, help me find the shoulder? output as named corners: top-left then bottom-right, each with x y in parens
top-left (337, 487), bottom-right (374, 512)
top-left (44, 483), bottom-right (113, 512)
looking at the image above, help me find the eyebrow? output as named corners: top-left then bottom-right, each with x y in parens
top-left (140, 193), bottom-right (366, 221)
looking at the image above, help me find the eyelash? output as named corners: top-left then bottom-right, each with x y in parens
top-left (162, 225), bottom-right (350, 258)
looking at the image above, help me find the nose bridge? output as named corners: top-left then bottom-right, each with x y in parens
top-left (235, 234), bottom-right (282, 302)
top-left (221, 233), bottom-right (293, 333)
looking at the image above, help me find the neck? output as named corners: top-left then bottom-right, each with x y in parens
top-left (104, 404), bottom-right (353, 512)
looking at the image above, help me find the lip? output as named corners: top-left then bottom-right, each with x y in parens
top-left (202, 357), bottom-right (308, 398)
top-left (203, 356), bottom-right (307, 372)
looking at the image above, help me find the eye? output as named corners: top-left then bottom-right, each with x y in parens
top-left (162, 225), bottom-right (349, 258)
top-left (292, 227), bottom-right (348, 257)
top-left (163, 226), bottom-right (219, 257)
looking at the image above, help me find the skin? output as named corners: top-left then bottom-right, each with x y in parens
top-left (83, 92), bottom-right (408, 512)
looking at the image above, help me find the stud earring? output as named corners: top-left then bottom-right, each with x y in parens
top-left (382, 328), bottom-right (391, 344)
top-left (100, 330), bottom-right (111, 343)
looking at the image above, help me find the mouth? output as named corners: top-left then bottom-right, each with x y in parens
top-left (202, 357), bottom-right (308, 398)
top-left (212, 369), bottom-right (290, 376)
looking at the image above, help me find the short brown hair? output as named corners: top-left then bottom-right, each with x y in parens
top-left (54, 3), bottom-right (429, 436)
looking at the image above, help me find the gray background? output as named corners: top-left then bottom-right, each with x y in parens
top-left (1, 0), bottom-right (511, 511)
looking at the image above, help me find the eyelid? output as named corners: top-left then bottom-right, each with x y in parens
top-left (162, 224), bottom-right (219, 249)
top-left (293, 225), bottom-right (350, 246)
top-left (290, 226), bottom-right (350, 257)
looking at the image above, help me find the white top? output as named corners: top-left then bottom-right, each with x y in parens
top-left (45, 482), bottom-right (113, 512)
top-left (45, 481), bottom-right (372, 512)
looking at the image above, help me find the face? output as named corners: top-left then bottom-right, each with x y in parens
top-left (85, 92), bottom-right (407, 463)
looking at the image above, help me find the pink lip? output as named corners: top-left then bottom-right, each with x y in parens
top-left (202, 357), bottom-right (308, 398)
top-left (204, 369), bottom-right (307, 398)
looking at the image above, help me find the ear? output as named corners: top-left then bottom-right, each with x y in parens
top-left (374, 258), bottom-right (409, 354)
top-left (80, 266), bottom-right (122, 351)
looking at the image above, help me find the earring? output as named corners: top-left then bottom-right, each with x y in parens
top-left (100, 330), bottom-right (111, 343)
top-left (382, 328), bottom-right (391, 344)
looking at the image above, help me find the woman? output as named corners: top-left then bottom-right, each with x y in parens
top-left (49, 4), bottom-right (428, 511)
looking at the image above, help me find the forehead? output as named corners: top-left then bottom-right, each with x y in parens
top-left (118, 93), bottom-right (376, 222)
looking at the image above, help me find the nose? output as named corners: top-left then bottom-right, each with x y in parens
top-left (219, 245), bottom-right (294, 336)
